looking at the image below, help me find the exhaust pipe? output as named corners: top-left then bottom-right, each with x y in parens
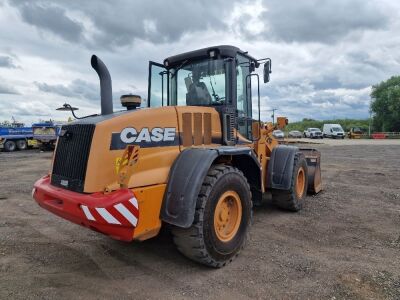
top-left (91, 55), bottom-right (113, 115)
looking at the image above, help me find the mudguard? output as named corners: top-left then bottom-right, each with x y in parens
top-left (266, 145), bottom-right (299, 190)
top-left (161, 148), bottom-right (218, 228)
top-left (161, 147), bottom-right (261, 228)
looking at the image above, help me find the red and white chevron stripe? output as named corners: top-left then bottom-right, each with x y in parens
top-left (80, 197), bottom-right (139, 228)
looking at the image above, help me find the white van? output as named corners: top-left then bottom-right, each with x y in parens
top-left (323, 124), bottom-right (345, 139)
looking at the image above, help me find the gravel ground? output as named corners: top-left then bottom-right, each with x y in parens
top-left (0, 141), bottom-right (399, 299)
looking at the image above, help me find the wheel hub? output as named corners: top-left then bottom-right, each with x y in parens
top-left (214, 191), bottom-right (242, 242)
top-left (296, 167), bottom-right (306, 198)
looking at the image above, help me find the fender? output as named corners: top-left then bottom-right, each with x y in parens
top-left (266, 145), bottom-right (299, 190)
top-left (161, 146), bottom-right (261, 228)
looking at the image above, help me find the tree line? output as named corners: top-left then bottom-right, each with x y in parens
top-left (370, 76), bottom-right (400, 132)
top-left (285, 118), bottom-right (370, 132)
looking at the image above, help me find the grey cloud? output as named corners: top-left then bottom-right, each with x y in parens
top-left (261, 80), bottom-right (370, 120)
top-left (1, 0), bottom-right (397, 123)
top-left (36, 79), bottom-right (98, 101)
top-left (10, 0), bottom-right (231, 48)
top-left (262, 0), bottom-right (388, 44)
top-left (311, 76), bottom-right (370, 90)
top-left (0, 100), bottom-right (53, 118)
top-left (0, 81), bottom-right (19, 95)
top-left (312, 76), bottom-right (343, 90)
top-left (72, 0), bottom-right (229, 47)
top-left (0, 56), bottom-right (17, 68)
top-left (12, 2), bottom-right (83, 43)
top-left (35, 79), bottom-right (134, 109)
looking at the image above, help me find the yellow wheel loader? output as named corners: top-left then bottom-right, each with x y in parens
top-left (348, 127), bottom-right (363, 139)
top-left (33, 45), bottom-right (322, 268)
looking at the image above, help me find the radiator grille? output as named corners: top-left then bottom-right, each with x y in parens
top-left (51, 124), bottom-right (95, 193)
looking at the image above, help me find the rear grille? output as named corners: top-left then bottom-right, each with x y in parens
top-left (51, 124), bottom-right (95, 193)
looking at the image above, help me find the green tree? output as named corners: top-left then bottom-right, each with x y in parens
top-left (370, 76), bottom-right (400, 132)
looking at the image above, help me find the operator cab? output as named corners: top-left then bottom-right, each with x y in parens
top-left (148, 45), bottom-right (271, 143)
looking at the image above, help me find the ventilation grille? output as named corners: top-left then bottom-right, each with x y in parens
top-left (51, 124), bottom-right (95, 193)
top-left (181, 112), bottom-right (213, 146)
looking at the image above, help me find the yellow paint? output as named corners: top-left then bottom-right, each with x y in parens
top-left (115, 157), bottom-right (122, 174)
top-left (132, 183), bottom-right (166, 241)
top-left (28, 139), bottom-right (38, 147)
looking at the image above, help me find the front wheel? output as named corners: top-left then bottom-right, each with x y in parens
top-left (272, 153), bottom-right (308, 211)
top-left (172, 165), bottom-right (252, 268)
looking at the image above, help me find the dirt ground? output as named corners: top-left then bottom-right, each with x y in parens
top-left (0, 141), bottom-right (399, 299)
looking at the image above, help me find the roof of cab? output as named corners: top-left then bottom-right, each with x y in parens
top-left (163, 45), bottom-right (259, 67)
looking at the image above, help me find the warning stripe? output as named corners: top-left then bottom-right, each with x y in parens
top-left (95, 207), bottom-right (121, 225)
top-left (107, 205), bottom-right (132, 227)
top-left (114, 203), bottom-right (138, 227)
top-left (80, 197), bottom-right (139, 227)
top-left (124, 198), bottom-right (139, 216)
top-left (81, 205), bottom-right (96, 221)
top-left (129, 197), bottom-right (138, 210)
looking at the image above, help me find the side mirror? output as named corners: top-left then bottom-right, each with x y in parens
top-left (263, 59), bottom-right (272, 83)
top-left (277, 117), bottom-right (288, 129)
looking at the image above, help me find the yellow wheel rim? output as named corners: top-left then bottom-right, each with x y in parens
top-left (214, 191), bottom-right (242, 242)
top-left (296, 167), bottom-right (306, 198)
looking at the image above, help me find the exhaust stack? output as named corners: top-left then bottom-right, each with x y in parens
top-left (91, 55), bottom-right (113, 115)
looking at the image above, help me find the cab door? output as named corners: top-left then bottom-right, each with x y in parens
top-left (148, 62), bottom-right (169, 107)
top-left (235, 54), bottom-right (253, 142)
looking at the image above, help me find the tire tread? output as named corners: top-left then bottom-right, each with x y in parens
top-left (172, 164), bottom-right (251, 268)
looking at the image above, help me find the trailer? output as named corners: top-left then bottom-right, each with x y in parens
top-left (32, 121), bottom-right (62, 151)
top-left (0, 122), bottom-right (34, 152)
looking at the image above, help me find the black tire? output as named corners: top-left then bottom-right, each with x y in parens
top-left (4, 140), bottom-right (16, 152)
top-left (272, 153), bottom-right (308, 212)
top-left (172, 164), bottom-right (252, 268)
top-left (16, 139), bottom-right (27, 150)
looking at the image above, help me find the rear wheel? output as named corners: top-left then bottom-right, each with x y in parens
top-left (272, 153), bottom-right (308, 211)
top-left (172, 165), bottom-right (252, 268)
top-left (4, 140), bottom-right (16, 152)
top-left (16, 139), bottom-right (27, 150)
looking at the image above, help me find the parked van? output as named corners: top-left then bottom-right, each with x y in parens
top-left (323, 124), bottom-right (345, 139)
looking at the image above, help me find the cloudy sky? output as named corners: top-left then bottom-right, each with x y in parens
top-left (0, 0), bottom-right (399, 124)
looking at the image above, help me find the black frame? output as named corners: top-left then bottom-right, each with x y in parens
top-left (147, 61), bottom-right (169, 108)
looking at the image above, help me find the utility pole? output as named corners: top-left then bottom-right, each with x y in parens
top-left (271, 108), bottom-right (278, 125)
top-left (368, 109), bottom-right (372, 137)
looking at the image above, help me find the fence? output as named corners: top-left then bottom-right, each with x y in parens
top-left (362, 132), bottom-right (400, 139)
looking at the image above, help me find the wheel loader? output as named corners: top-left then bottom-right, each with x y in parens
top-left (33, 45), bottom-right (322, 267)
top-left (348, 127), bottom-right (363, 139)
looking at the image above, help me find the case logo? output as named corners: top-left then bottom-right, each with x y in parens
top-left (110, 127), bottom-right (178, 150)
